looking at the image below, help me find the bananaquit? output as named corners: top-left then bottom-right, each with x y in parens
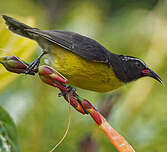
top-left (2, 15), bottom-right (162, 92)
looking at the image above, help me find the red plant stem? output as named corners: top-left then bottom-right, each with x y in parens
top-left (89, 110), bottom-right (135, 152)
top-left (63, 91), bottom-right (135, 152)
top-left (38, 65), bottom-right (135, 152)
top-left (0, 58), bottom-right (135, 152)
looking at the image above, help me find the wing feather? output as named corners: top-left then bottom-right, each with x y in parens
top-left (26, 29), bottom-right (111, 63)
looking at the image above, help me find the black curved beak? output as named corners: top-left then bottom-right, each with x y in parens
top-left (142, 69), bottom-right (163, 84)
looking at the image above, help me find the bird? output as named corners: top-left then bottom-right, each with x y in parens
top-left (2, 15), bottom-right (162, 92)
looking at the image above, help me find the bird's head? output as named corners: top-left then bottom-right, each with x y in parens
top-left (114, 55), bottom-right (162, 84)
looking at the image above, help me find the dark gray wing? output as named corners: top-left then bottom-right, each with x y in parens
top-left (26, 29), bottom-right (112, 63)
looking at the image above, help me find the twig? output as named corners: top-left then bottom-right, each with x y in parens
top-left (0, 57), bottom-right (135, 152)
top-left (38, 65), bottom-right (135, 152)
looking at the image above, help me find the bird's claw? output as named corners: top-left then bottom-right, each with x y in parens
top-left (25, 59), bottom-right (40, 74)
top-left (25, 50), bottom-right (47, 75)
top-left (58, 85), bottom-right (76, 97)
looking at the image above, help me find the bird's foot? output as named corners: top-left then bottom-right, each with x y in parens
top-left (38, 65), bottom-right (89, 114)
top-left (25, 50), bottom-right (47, 74)
top-left (58, 85), bottom-right (75, 97)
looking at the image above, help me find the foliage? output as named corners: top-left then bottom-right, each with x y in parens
top-left (0, 16), bottom-right (37, 91)
top-left (0, 106), bottom-right (19, 152)
top-left (0, 0), bottom-right (167, 152)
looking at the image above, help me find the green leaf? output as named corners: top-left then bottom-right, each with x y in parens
top-left (0, 106), bottom-right (19, 152)
top-left (0, 15), bottom-right (37, 91)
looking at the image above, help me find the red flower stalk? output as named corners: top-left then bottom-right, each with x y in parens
top-left (0, 59), bottom-right (135, 152)
top-left (38, 65), bottom-right (135, 152)
top-left (0, 56), bottom-right (35, 75)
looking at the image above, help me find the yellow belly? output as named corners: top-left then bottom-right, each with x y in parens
top-left (48, 46), bottom-right (123, 92)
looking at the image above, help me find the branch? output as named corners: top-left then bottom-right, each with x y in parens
top-left (0, 56), bottom-right (135, 152)
top-left (39, 65), bottom-right (135, 152)
top-left (78, 94), bottom-right (119, 152)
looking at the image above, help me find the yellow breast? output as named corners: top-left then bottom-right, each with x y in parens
top-left (48, 45), bottom-right (123, 92)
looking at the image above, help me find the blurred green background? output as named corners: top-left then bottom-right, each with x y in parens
top-left (0, 0), bottom-right (167, 151)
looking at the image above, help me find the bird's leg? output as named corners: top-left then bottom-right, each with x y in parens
top-left (38, 65), bottom-right (89, 114)
top-left (59, 86), bottom-right (88, 114)
top-left (25, 50), bottom-right (47, 74)
top-left (58, 85), bottom-right (75, 97)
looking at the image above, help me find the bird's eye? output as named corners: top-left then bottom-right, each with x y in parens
top-left (136, 62), bottom-right (142, 68)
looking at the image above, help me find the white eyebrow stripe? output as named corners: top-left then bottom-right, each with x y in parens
top-left (122, 56), bottom-right (146, 66)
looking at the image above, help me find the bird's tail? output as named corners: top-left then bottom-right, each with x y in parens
top-left (2, 15), bottom-right (37, 40)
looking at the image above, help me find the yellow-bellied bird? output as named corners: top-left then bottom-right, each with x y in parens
top-left (2, 15), bottom-right (162, 92)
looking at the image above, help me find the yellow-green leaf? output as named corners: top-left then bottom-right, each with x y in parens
top-left (0, 15), bottom-right (37, 91)
top-left (0, 105), bottom-right (20, 152)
